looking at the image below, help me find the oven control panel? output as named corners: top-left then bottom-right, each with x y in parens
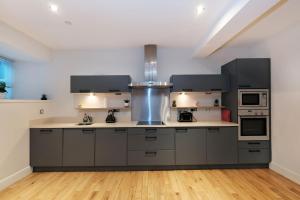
top-left (238, 109), bottom-right (269, 116)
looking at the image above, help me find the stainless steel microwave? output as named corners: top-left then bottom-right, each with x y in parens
top-left (238, 109), bottom-right (270, 141)
top-left (238, 89), bottom-right (269, 109)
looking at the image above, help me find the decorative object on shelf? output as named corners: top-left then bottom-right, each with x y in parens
top-left (0, 81), bottom-right (8, 99)
top-left (124, 99), bottom-right (130, 107)
top-left (172, 100), bottom-right (177, 107)
top-left (41, 94), bottom-right (48, 100)
top-left (214, 99), bottom-right (220, 107)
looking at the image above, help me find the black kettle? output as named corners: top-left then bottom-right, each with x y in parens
top-left (106, 109), bottom-right (116, 123)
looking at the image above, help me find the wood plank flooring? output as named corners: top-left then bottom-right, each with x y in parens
top-left (0, 169), bottom-right (300, 200)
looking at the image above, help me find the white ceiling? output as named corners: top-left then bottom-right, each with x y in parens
top-left (0, 0), bottom-right (236, 49)
top-left (226, 0), bottom-right (300, 47)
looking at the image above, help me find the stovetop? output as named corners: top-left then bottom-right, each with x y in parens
top-left (137, 121), bottom-right (165, 125)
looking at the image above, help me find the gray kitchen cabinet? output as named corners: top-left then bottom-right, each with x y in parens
top-left (207, 127), bottom-right (238, 164)
top-left (221, 58), bottom-right (270, 89)
top-left (95, 128), bottom-right (127, 166)
top-left (175, 128), bottom-right (206, 165)
top-left (30, 129), bottom-right (63, 167)
top-left (238, 141), bottom-right (271, 164)
top-left (128, 128), bottom-right (174, 150)
top-left (128, 150), bottom-right (175, 166)
top-left (127, 128), bottom-right (175, 166)
top-left (237, 59), bottom-right (270, 89)
top-left (63, 129), bottom-right (95, 166)
top-left (170, 74), bottom-right (229, 92)
top-left (70, 75), bottom-right (131, 93)
top-left (239, 149), bottom-right (270, 164)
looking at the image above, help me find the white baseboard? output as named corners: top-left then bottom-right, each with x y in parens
top-left (270, 162), bottom-right (300, 185)
top-left (0, 166), bottom-right (32, 191)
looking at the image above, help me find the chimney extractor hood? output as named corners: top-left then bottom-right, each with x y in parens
top-left (129, 45), bottom-right (173, 88)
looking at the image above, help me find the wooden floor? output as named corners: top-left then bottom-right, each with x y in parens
top-left (0, 169), bottom-right (300, 200)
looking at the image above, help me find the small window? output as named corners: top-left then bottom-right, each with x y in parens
top-left (0, 58), bottom-right (13, 99)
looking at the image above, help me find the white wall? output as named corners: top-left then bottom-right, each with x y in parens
top-left (0, 21), bottom-right (51, 62)
top-left (249, 23), bottom-right (300, 184)
top-left (13, 47), bottom-right (219, 116)
top-left (0, 101), bottom-right (53, 190)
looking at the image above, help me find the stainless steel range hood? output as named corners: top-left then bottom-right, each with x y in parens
top-left (129, 44), bottom-right (173, 88)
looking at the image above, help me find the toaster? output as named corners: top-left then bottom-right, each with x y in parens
top-left (178, 111), bottom-right (193, 122)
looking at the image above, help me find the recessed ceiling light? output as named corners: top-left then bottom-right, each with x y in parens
top-left (64, 20), bottom-right (72, 25)
top-left (196, 5), bottom-right (205, 16)
top-left (49, 2), bottom-right (59, 13)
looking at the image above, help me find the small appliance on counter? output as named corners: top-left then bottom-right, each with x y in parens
top-left (78, 113), bottom-right (93, 125)
top-left (106, 109), bottom-right (116, 123)
top-left (178, 111), bottom-right (194, 122)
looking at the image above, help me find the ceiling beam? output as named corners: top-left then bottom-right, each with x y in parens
top-left (0, 20), bottom-right (51, 62)
top-left (193, 0), bottom-right (282, 58)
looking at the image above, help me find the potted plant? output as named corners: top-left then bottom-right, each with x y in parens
top-left (0, 81), bottom-right (8, 99)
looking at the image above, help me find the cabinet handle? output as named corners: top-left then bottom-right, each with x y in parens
top-left (238, 85), bottom-right (251, 88)
top-left (210, 89), bottom-right (221, 91)
top-left (79, 89), bottom-right (91, 93)
top-left (248, 142), bottom-right (260, 145)
top-left (82, 129), bottom-right (95, 134)
top-left (145, 128), bottom-right (157, 133)
top-left (39, 129), bottom-right (53, 134)
top-left (207, 128), bottom-right (220, 132)
top-left (175, 128), bottom-right (188, 133)
top-left (145, 136), bottom-right (157, 141)
top-left (182, 89), bottom-right (193, 92)
top-left (114, 128), bottom-right (127, 133)
top-left (248, 149), bottom-right (261, 153)
top-left (145, 151), bottom-right (157, 157)
top-left (108, 89), bottom-right (120, 92)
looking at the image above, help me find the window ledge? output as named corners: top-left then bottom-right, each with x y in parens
top-left (0, 99), bottom-right (52, 103)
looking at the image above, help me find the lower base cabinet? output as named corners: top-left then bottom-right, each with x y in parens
top-left (238, 141), bottom-right (271, 164)
top-left (175, 128), bottom-right (206, 165)
top-left (63, 129), bottom-right (95, 166)
top-left (30, 129), bottom-right (63, 167)
top-left (95, 128), bottom-right (127, 166)
top-left (128, 150), bottom-right (175, 166)
top-left (207, 127), bottom-right (238, 164)
top-left (30, 126), bottom-right (269, 169)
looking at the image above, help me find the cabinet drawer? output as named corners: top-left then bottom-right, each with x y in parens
top-left (128, 150), bottom-right (175, 166)
top-left (128, 133), bottom-right (174, 150)
top-left (239, 149), bottom-right (270, 164)
top-left (239, 141), bottom-right (270, 149)
top-left (128, 128), bottom-right (173, 135)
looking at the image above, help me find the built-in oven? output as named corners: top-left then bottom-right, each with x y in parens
top-left (238, 89), bottom-right (269, 110)
top-left (238, 109), bottom-right (270, 141)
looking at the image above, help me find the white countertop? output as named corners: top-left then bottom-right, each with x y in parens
top-left (30, 121), bottom-right (238, 129)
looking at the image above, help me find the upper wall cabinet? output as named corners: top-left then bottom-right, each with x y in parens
top-left (221, 58), bottom-right (270, 89)
top-left (170, 74), bottom-right (229, 92)
top-left (70, 75), bottom-right (131, 93)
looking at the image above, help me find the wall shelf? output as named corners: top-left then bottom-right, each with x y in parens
top-left (170, 106), bottom-right (225, 109)
top-left (76, 107), bottom-right (131, 110)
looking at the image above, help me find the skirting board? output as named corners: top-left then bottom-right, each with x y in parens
top-left (270, 162), bottom-right (300, 185)
top-left (0, 166), bottom-right (32, 191)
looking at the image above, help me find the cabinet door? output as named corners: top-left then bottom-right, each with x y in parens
top-left (30, 129), bottom-right (63, 167)
top-left (236, 59), bottom-right (270, 89)
top-left (175, 128), bottom-right (206, 165)
top-left (207, 127), bottom-right (238, 164)
top-left (63, 129), bottom-right (95, 166)
top-left (170, 75), bottom-right (229, 92)
top-left (95, 128), bottom-right (127, 166)
top-left (70, 75), bottom-right (131, 93)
